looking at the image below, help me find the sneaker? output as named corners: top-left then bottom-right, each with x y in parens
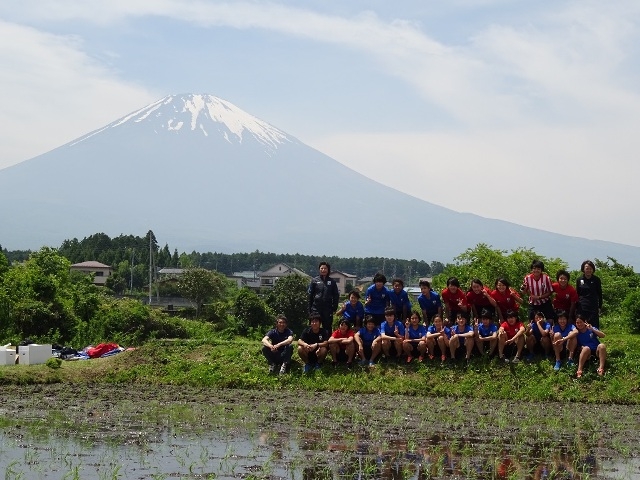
top-left (314, 363), bottom-right (322, 370)
top-left (566, 358), bottom-right (575, 367)
top-left (501, 355), bottom-right (508, 363)
top-left (359, 359), bottom-right (367, 366)
top-left (279, 363), bottom-right (288, 375)
top-left (554, 360), bottom-right (561, 371)
top-left (406, 356), bottom-right (413, 364)
top-left (525, 353), bottom-right (534, 363)
top-left (268, 364), bottom-right (276, 374)
top-left (368, 361), bottom-right (376, 367)
top-left (512, 356), bottom-right (520, 364)
top-left (303, 363), bottom-right (312, 374)
top-left (346, 361), bottom-right (353, 369)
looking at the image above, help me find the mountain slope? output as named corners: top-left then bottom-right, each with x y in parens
top-left (1, 93), bottom-right (638, 269)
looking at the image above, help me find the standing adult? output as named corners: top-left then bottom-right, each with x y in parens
top-left (520, 260), bottom-right (556, 323)
top-left (308, 261), bottom-right (340, 335)
top-left (576, 260), bottom-right (603, 329)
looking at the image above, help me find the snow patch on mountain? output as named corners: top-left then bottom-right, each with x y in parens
top-left (70, 94), bottom-right (292, 150)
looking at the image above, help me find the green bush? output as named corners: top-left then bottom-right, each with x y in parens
top-left (621, 289), bottom-right (640, 333)
top-left (233, 289), bottom-right (273, 331)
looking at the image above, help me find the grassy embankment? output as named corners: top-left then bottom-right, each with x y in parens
top-left (1, 329), bottom-right (639, 404)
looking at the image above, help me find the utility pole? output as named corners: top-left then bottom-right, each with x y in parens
top-left (148, 235), bottom-right (153, 305)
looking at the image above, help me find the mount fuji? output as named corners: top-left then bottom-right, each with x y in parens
top-left (1, 93), bottom-right (639, 269)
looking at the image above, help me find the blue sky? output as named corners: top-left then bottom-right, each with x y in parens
top-left (1, 1), bottom-right (639, 248)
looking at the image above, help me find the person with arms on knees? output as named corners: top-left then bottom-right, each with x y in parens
top-left (466, 278), bottom-right (497, 323)
top-left (297, 312), bottom-right (330, 373)
top-left (336, 289), bottom-right (365, 329)
top-left (490, 278), bottom-right (523, 322)
top-left (426, 315), bottom-right (451, 362)
top-left (521, 260), bottom-right (556, 323)
top-left (261, 314), bottom-right (294, 375)
top-left (574, 313), bottom-right (606, 378)
top-left (328, 319), bottom-right (356, 368)
top-left (354, 315), bottom-right (382, 367)
top-left (403, 311), bottom-right (427, 363)
top-left (525, 311), bottom-right (552, 362)
top-left (364, 273), bottom-right (390, 325)
top-left (474, 309), bottom-right (498, 358)
top-left (417, 279), bottom-right (442, 326)
top-left (498, 310), bottom-right (525, 363)
top-left (551, 310), bottom-right (578, 371)
top-left (389, 278), bottom-right (412, 322)
top-left (308, 261), bottom-right (340, 335)
top-left (449, 312), bottom-right (475, 363)
top-left (552, 270), bottom-right (579, 322)
top-left (576, 260), bottom-right (603, 329)
top-left (441, 277), bottom-right (468, 326)
top-left (379, 306), bottom-right (405, 362)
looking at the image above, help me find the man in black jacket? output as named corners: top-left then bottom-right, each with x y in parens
top-left (308, 261), bottom-right (340, 334)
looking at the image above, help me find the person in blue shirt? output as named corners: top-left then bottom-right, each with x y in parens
top-left (261, 314), bottom-right (294, 375)
top-left (417, 279), bottom-right (442, 326)
top-left (551, 310), bottom-right (578, 371)
top-left (449, 313), bottom-right (475, 362)
top-left (574, 314), bottom-right (607, 378)
top-left (525, 311), bottom-right (552, 361)
top-left (354, 315), bottom-right (382, 367)
top-left (474, 309), bottom-right (498, 357)
top-left (379, 306), bottom-right (405, 361)
top-left (426, 315), bottom-right (451, 362)
top-left (336, 289), bottom-right (365, 329)
top-left (402, 311), bottom-right (427, 362)
top-left (389, 278), bottom-right (412, 322)
top-left (364, 273), bottom-right (390, 325)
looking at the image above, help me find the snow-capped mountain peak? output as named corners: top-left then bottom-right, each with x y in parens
top-left (71, 93), bottom-right (292, 151)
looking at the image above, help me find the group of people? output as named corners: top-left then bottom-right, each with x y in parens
top-left (261, 260), bottom-right (606, 378)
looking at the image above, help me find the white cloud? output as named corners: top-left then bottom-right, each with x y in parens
top-left (0, 20), bottom-right (157, 167)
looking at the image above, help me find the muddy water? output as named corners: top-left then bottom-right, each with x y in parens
top-left (0, 384), bottom-right (638, 479)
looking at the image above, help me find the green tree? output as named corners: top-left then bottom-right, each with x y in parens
top-left (177, 268), bottom-right (228, 318)
top-left (0, 247), bottom-right (78, 342)
top-left (591, 257), bottom-right (640, 315)
top-left (265, 274), bottom-right (309, 334)
top-left (434, 244), bottom-right (567, 293)
top-left (233, 288), bottom-right (274, 333)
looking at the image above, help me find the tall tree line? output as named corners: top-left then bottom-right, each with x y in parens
top-left (4, 233), bottom-right (445, 285)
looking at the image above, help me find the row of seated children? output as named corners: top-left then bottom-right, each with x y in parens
top-left (261, 307), bottom-right (606, 378)
top-left (341, 260), bottom-right (598, 333)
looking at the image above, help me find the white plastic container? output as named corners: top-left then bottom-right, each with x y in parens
top-left (0, 348), bottom-right (16, 365)
top-left (18, 344), bottom-right (52, 365)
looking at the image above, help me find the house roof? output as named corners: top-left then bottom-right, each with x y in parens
top-left (70, 261), bottom-right (111, 269)
top-left (158, 268), bottom-right (185, 275)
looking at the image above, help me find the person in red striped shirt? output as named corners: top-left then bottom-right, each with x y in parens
top-left (520, 260), bottom-right (556, 323)
top-left (552, 270), bottom-right (579, 321)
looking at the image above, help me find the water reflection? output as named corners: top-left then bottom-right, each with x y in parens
top-left (0, 424), bottom-right (635, 479)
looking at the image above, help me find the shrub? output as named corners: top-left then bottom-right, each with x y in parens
top-left (621, 289), bottom-right (640, 333)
